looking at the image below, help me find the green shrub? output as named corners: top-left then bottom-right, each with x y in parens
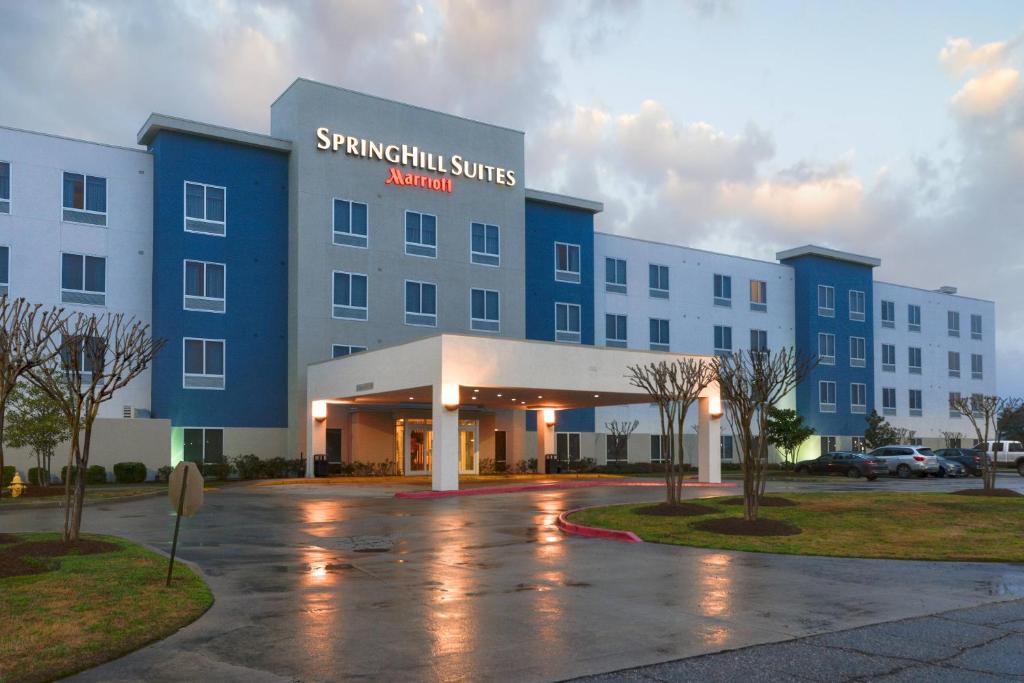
top-left (260, 457), bottom-right (290, 479)
top-left (232, 454), bottom-right (261, 480)
top-left (156, 465), bottom-right (173, 482)
top-left (61, 465), bottom-right (77, 484)
top-left (86, 465), bottom-right (107, 484)
top-left (203, 461), bottom-right (232, 480)
top-left (113, 461), bottom-right (148, 483)
top-left (27, 467), bottom-right (51, 485)
top-left (1, 465), bottom-right (15, 486)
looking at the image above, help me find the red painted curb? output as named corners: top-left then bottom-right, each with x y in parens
top-left (556, 507), bottom-right (643, 543)
top-left (393, 479), bottom-right (736, 499)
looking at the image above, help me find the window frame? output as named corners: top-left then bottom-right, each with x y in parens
top-left (182, 337), bottom-right (225, 391)
top-left (0, 244), bottom-right (9, 295)
top-left (648, 263), bottom-right (669, 298)
top-left (713, 273), bottom-right (732, 307)
top-left (818, 332), bottom-right (836, 365)
top-left (819, 380), bottom-right (837, 413)
top-left (404, 210), bottom-right (438, 258)
top-left (554, 302), bottom-right (582, 343)
top-left (948, 310), bottom-right (960, 337)
top-left (470, 287), bottom-right (500, 333)
top-left (649, 317), bottom-right (670, 351)
top-left (605, 313), bottom-right (627, 347)
top-left (850, 382), bottom-right (867, 414)
top-left (908, 304), bottom-right (921, 332)
top-left (881, 343), bottom-right (896, 372)
top-left (470, 222), bottom-right (500, 267)
top-left (556, 431), bottom-right (582, 462)
top-left (971, 353), bottom-right (983, 380)
top-left (849, 336), bottom-right (866, 368)
top-left (404, 279), bottom-right (437, 327)
top-left (554, 242), bottom-right (581, 283)
top-left (605, 257), bottom-right (627, 294)
top-left (0, 160), bottom-right (10, 214)
top-left (182, 259), bottom-right (226, 314)
top-left (971, 314), bottom-right (983, 340)
top-left (183, 180), bottom-right (226, 236)
top-left (849, 290), bottom-right (866, 321)
top-left (909, 389), bottom-right (923, 417)
top-left (332, 270), bottom-right (369, 320)
top-left (750, 328), bottom-right (768, 353)
top-left (60, 251), bottom-right (106, 306)
top-left (749, 279), bottom-right (767, 311)
top-left (650, 434), bottom-right (665, 463)
top-left (332, 197), bottom-right (369, 248)
top-left (882, 387), bottom-right (897, 415)
top-left (817, 285), bottom-right (835, 317)
top-left (908, 346), bottom-right (922, 374)
top-left (713, 324), bottom-right (732, 356)
top-left (949, 391), bottom-right (962, 418)
top-left (332, 344), bottom-right (367, 358)
top-left (606, 433), bottom-right (629, 464)
top-left (880, 300), bottom-right (895, 328)
top-left (948, 351), bottom-right (961, 378)
top-left (62, 171), bottom-right (108, 225)
top-left (182, 427), bottom-right (225, 466)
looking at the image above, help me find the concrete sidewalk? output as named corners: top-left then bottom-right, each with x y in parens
top-left (572, 599), bottom-right (1024, 682)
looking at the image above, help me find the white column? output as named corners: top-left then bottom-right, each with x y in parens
top-left (432, 384), bottom-right (460, 491)
top-left (698, 396), bottom-right (722, 484)
top-left (307, 401), bottom-right (327, 478)
top-left (535, 410), bottom-right (555, 474)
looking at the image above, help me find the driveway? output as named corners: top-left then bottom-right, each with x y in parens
top-left (3, 477), bottom-right (1023, 682)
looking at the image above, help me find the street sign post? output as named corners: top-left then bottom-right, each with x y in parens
top-left (166, 461), bottom-right (204, 587)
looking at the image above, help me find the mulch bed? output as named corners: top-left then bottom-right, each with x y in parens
top-left (952, 488), bottom-right (1023, 498)
top-left (718, 496), bottom-right (799, 507)
top-left (0, 537), bottom-right (121, 578)
top-left (0, 534), bottom-right (19, 544)
top-left (636, 502), bottom-right (716, 517)
top-left (692, 517), bottom-right (803, 537)
top-left (0, 486), bottom-right (66, 499)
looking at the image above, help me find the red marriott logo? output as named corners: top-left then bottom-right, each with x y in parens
top-left (385, 167), bottom-right (453, 193)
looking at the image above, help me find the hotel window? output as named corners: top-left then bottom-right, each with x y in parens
top-left (605, 257), bottom-right (627, 293)
top-left (817, 285), bottom-right (835, 317)
top-left (713, 274), bottom-right (732, 307)
top-left (556, 432), bottom-right (581, 462)
top-left (649, 264), bottom-right (669, 298)
top-left (971, 354), bottom-right (983, 380)
top-left (333, 198), bottom-right (368, 248)
top-left (882, 387), bottom-right (896, 416)
top-left (183, 428), bottom-right (224, 465)
top-left (949, 392), bottom-right (962, 418)
top-left (881, 343), bottom-right (896, 372)
top-left (183, 338), bottom-right (225, 390)
top-left (606, 434), bottom-right (628, 463)
top-left (971, 393), bottom-right (985, 417)
top-left (470, 222), bottom-right (500, 266)
top-left (405, 211), bottom-right (437, 257)
top-left (554, 242), bottom-right (581, 283)
top-left (62, 172), bottom-right (107, 226)
top-left (721, 435), bottom-right (734, 461)
top-left (819, 381), bottom-right (837, 413)
top-left (849, 290), bottom-right (866, 321)
top-left (59, 335), bottom-right (105, 380)
top-left (908, 347), bottom-right (922, 374)
top-left (605, 313), bottom-right (627, 348)
top-left (948, 311), bottom-right (960, 337)
top-left (61, 253), bottom-right (105, 306)
top-left (0, 161), bottom-right (9, 213)
top-left (405, 280), bottom-right (437, 327)
top-left (749, 279), bottom-right (767, 311)
top-left (332, 344), bottom-right (366, 358)
top-left (183, 260), bottom-right (225, 313)
top-left (750, 329), bottom-right (768, 353)
top-left (650, 434), bottom-right (665, 463)
top-left (470, 288), bottom-right (500, 332)
top-left (849, 336), bottom-right (866, 368)
top-left (184, 181), bottom-right (225, 236)
top-left (880, 300), bottom-right (895, 328)
top-left (713, 325), bottom-right (732, 356)
top-left (908, 304), bottom-right (921, 332)
top-left (555, 302), bottom-right (581, 343)
top-left (909, 389), bottom-right (923, 417)
top-left (971, 314), bottom-right (983, 340)
top-left (948, 351), bottom-right (961, 378)
top-left (650, 318), bottom-right (670, 351)
top-left (821, 436), bottom-right (838, 453)
top-left (818, 332), bottom-right (835, 365)
top-left (852, 437), bottom-right (866, 453)
top-left (0, 246), bottom-right (8, 297)
top-left (332, 271), bottom-right (368, 320)
top-left (850, 383), bottom-right (867, 414)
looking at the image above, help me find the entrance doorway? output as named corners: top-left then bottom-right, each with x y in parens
top-left (326, 428), bottom-right (342, 474)
top-left (494, 430), bottom-right (507, 472)
top-left (399, 418), bottom-right (479, 476)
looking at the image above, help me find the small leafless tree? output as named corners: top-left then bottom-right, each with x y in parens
top-left (604, 419), bottom-right (639, 465)
top-left (941, 431), bottom-right (964, 448)
top-left (892, 426), bottom-right (916, 445)
top-left (950, 394), bottom-right (1021, 491)
top-left (28, 312), bottom-right (165, 541)
top-left (716, 347), bottom-right (815, 522)
top-left (0, 298), bottom-right (65, 498)
top-left (627, 358), bottom-right (716, 505)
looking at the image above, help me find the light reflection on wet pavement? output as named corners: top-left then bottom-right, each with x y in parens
top-left (2, 476), bottom-right (1021, 682)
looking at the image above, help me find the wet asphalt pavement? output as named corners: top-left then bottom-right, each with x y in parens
top-left (2, 474), bottom-right (1023, 682)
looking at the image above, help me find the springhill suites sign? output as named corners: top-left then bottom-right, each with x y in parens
top-left (315, 127), bottom-right (516, 194)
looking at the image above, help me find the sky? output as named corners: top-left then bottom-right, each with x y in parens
top-left (1, 0), bottom-right (1023, 392)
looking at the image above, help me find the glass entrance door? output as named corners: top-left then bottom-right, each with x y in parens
top-left (459, 420), bottom-right (479, 474)
top-left (405, 420), bottom-right (432, 475)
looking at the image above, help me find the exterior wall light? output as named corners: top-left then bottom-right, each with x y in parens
top-left (542, 408), bottom-right (556, 426)
top-left (312, 400), bottom-right (328, 421)
top-left (709, 395), bottom-right (723, 419)
top-left (442, 383), bottom-right (460, 411)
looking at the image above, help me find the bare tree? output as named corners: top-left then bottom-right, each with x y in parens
top-left (28, 312), bottom-right (165, 541)
top-left (604, 419), bottom-right (639, 465)
top-left (950, 394), bottom-right (1021, 491)
top-left (627, 358), bottom-right (716, 505)
top-left (941, 431), bottom-right (964, 448)
top-left (0, 298), bottom-right (64, 498)
top-left (716, 347), bottom-right (815, 522)
top-left (892, 426), bottom-right (916, 445)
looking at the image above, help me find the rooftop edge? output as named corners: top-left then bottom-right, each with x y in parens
top-left (525, 188), bottom-right (604, 214)
top-left (137, 113), bottom-right (293, 152)
top-left (776, 244), bottom-right (881, 268)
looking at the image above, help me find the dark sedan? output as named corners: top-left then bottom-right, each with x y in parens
top-left (933, 448), bottom-right (985, 476)
top-left (794, 451), bottom-right (889, 480)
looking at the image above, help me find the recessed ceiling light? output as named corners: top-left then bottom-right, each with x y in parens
top-left (593, 394), bottom-right (600, 398)
top-left (537, 395), bottom-right (543, 399)
top-left (497, 393), bottom-right (503, 397)
top-left (408, 396), bottom-right (414, 400)
top-left (473, 389), bottom-right (479, 393)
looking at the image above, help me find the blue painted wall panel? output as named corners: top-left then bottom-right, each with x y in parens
top-left (149, 131), bottom-right (288, 428)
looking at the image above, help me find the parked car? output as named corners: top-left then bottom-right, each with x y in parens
top-left (933, 456), bottom-right (967, 478)
top-left (868, 445), bottom-right (940, 478)
top-left (973, 441), bottom-right (1023, 466)
top-left (794, 451), bottom-right (888, 480)
top-left (933, 448), bottom-right (985, 476)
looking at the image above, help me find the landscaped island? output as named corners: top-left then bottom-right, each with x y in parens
top-left (0, 533), bottom-right (212, 683)
top-left (570, 492), bottom-right (1024, 562)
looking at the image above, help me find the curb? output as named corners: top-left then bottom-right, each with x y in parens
top-left (556, 507), bottom-right (643, 543)
top-left (393, 479), bottom-right (736, 499)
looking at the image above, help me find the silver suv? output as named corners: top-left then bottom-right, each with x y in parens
top-left (869, 445), bottom-right (940, 478)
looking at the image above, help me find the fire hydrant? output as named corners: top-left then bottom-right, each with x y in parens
top-left (7, 472), bottom-right (26, 498)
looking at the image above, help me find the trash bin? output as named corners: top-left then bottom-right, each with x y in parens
top-left (545, 454), bottom-right (560, 474)
top-left (313, 454), bottom-right (329, 477)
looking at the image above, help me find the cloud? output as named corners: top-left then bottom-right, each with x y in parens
top-left (951, 67), bottom-right (1021, 116)
top-left (939, 37), bottom-right (1010, 76)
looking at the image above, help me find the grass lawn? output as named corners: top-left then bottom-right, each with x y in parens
top-left (0, 480), bottom-right (233, 507)
top-left (570, 492), bottom-right (1024, 562)
top-left (0, 533), bottom-right (213, 683)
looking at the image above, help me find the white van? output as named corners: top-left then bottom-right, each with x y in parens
top-left (973, 441), bottom-right (1024, 465)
